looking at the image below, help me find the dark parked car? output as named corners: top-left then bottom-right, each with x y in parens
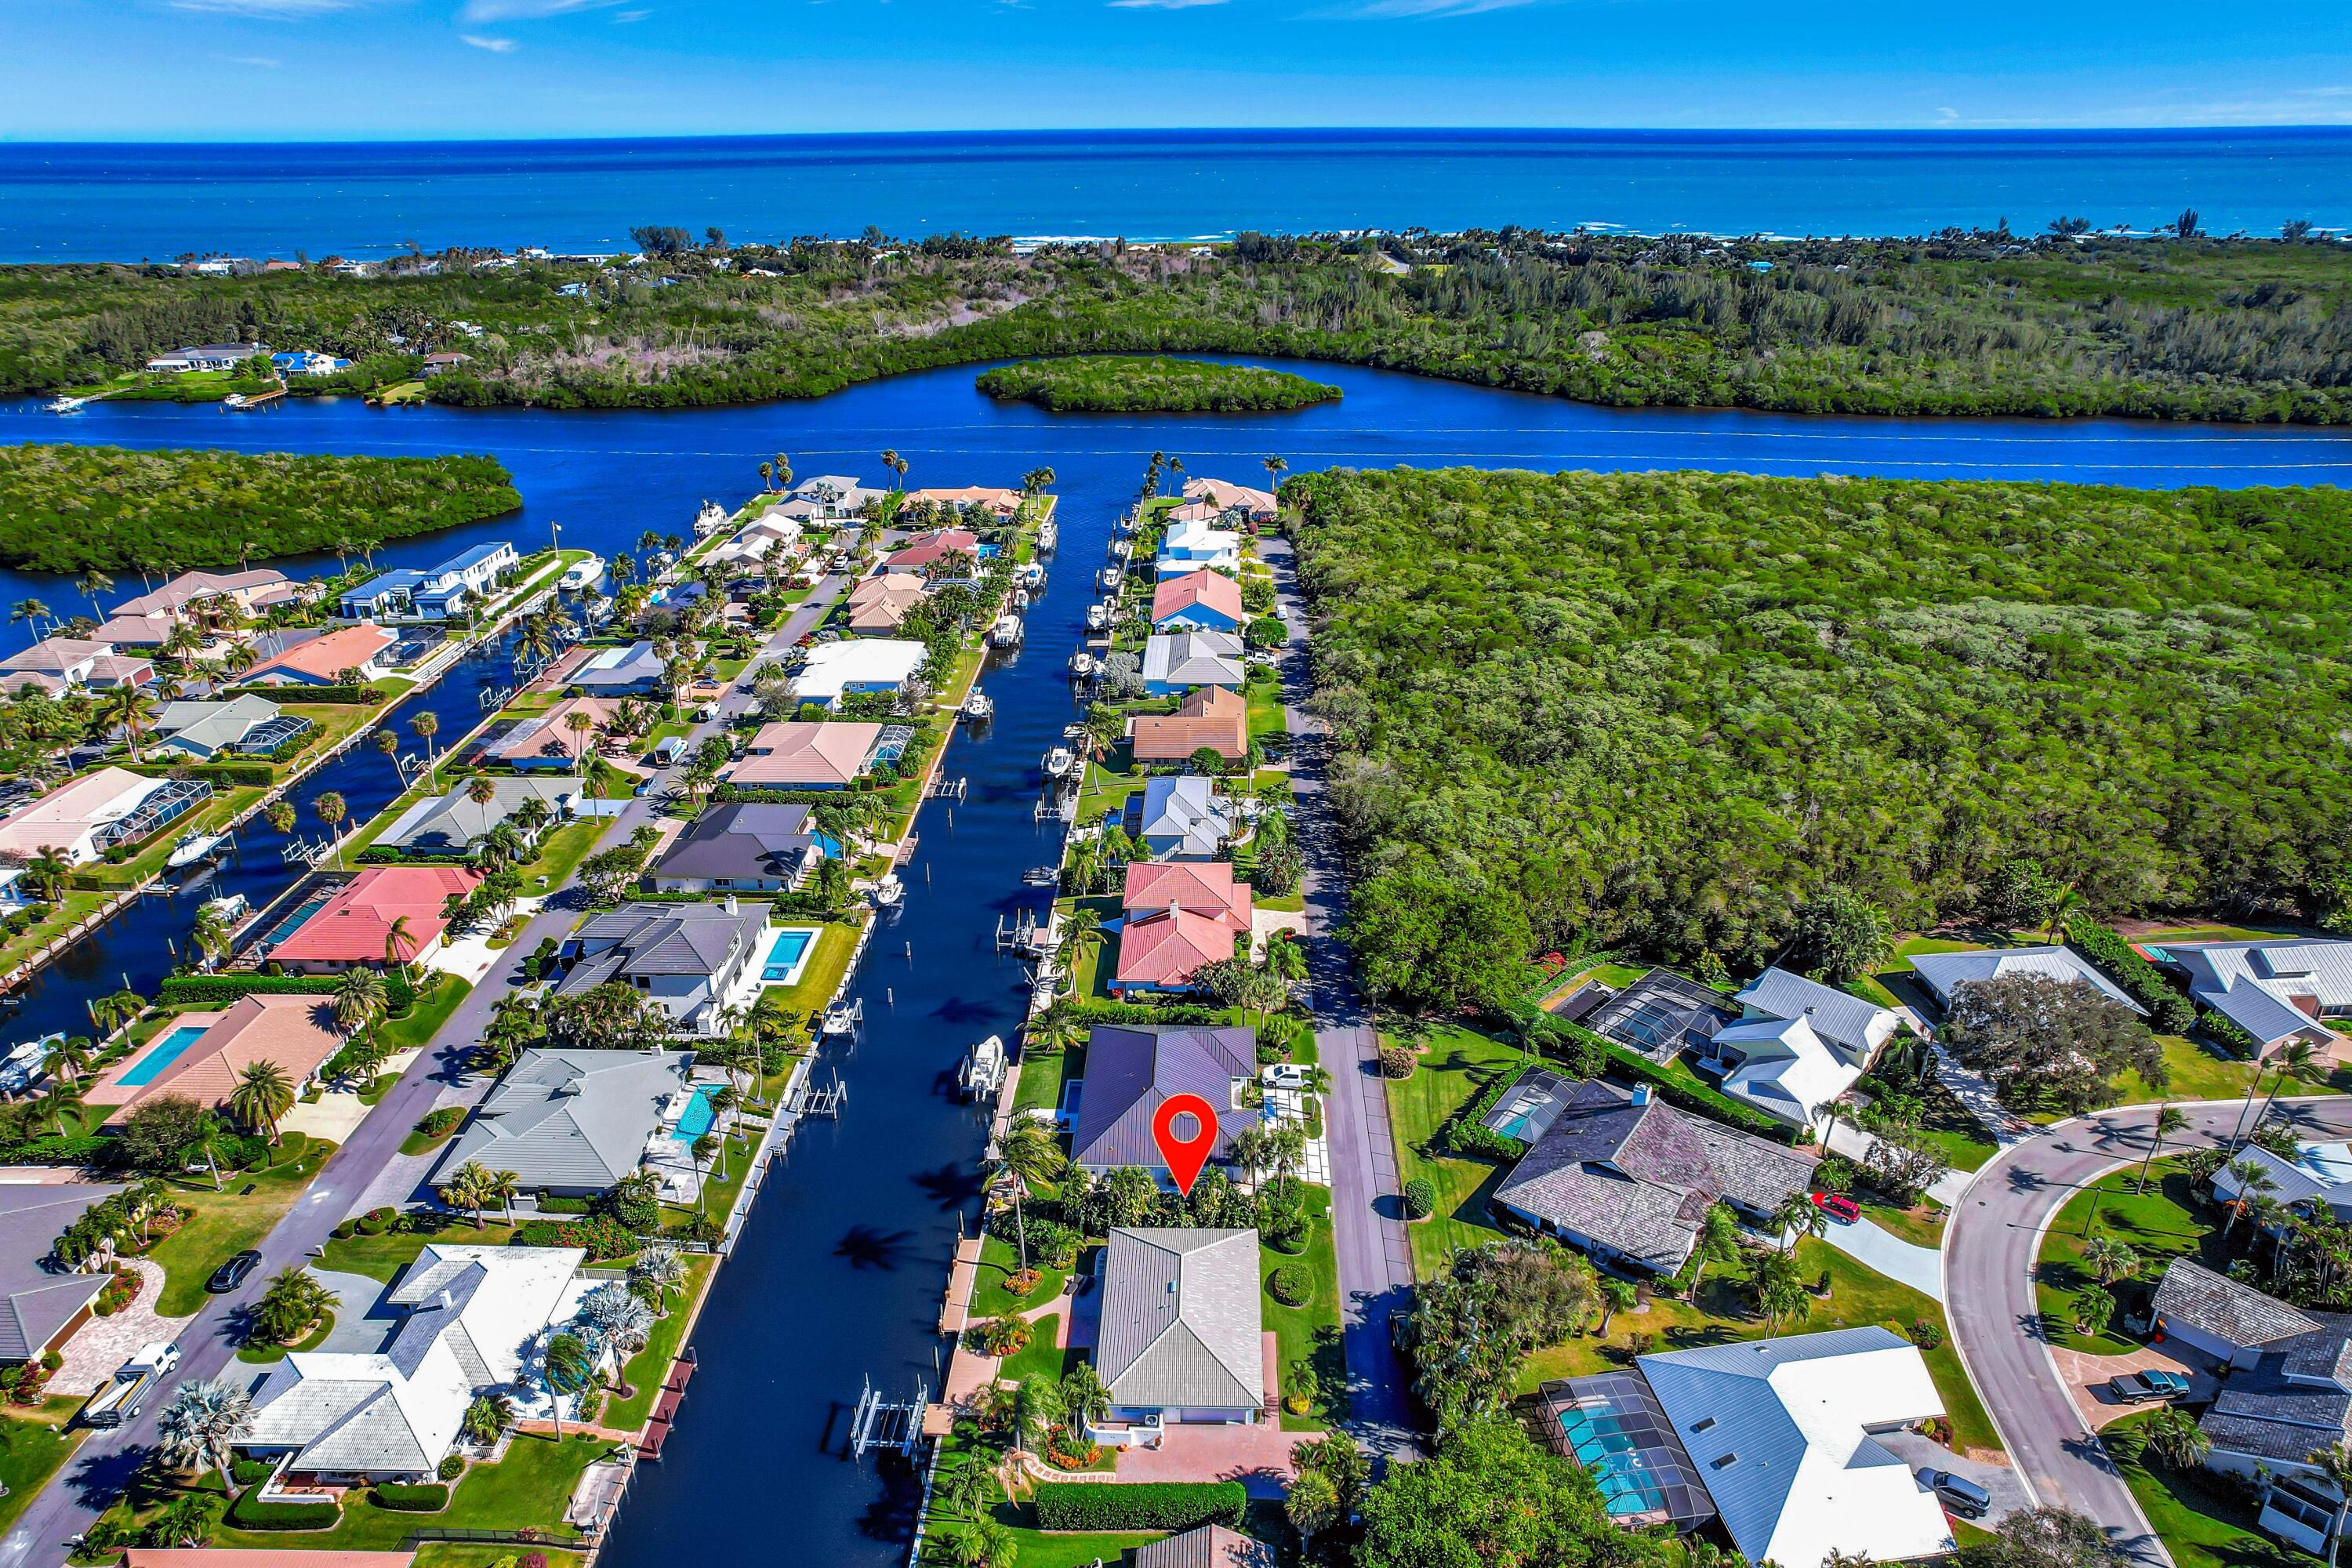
top-left (1929, 1471), bottom-right (1992, 1519)
top-left (206, 1250), bottom-right (262, 1294)
top-left (2109, 1369), bottom-right (2191, 1403)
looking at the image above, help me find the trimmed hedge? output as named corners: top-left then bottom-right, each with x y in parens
top-left (2063, 916), bottom-right (2197, 1033)
top-left (122, 760), bottom-right (275, 786)
top-left (160, 972), bottom-right (417, 1010)
top-left (1439, 1060), bottom-right (1532, 1162)
top-left (1403, 1177), bottom-right (1436, 1219)
top-left (227, 1490), bottom-right (340, 1531)
top-left (371, 1482), bottom-right (448, 1512)
top-left (1032, 1481), bottom-right (1247, 1534)
top-left (514, 1214), bottom-right (637, 1260)
top-left (223, 684), bottom-right (385, 705)
top-left (1268, 1262), bottom-right (1311, 1305)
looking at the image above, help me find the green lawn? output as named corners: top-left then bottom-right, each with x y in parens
top-left (971, 1230), bottom-right (1072, 1321)
top-left (999, 1313), bottom-right (1072, 1386)
top-left (2109, 1411), bottom-right (2322, 1568)
top-left (1260, 1186), bottom-right (1345, 1429)
top-left (0, 1399), bottom-right (87, 1538)
top-left (1525, 1238), bottom-right (2002, 1456)
top-left (525, 817), bottom-right (608, 891)
top-left (2112, 1033), bottom-right (2351, 1106)
top-left (1012, 1037), bottom-right (1079, 1118)
top-left (1382, 1020), bottom-right (1536, 1279)
top-left (148, 1146), bottom-right (340, 1315)
top-left (236, 1310), bottom-right (336, 1363)
top-left (2036, 1159), bottom-right (2218, 1353)
top-left (208, 1432), bottom-right (610, 1550)
top-left (1858, 1196), bottom-right (1947, 1249)
top-left (320, 1219), bottom-right (521, 1282)
top-left (1073, 747), bottom-right (1148, 826)
top-left (602, 1255), bottom-right (714, 1429)
top-left (1867, 1074), bottom-right (2000, 1173)
top-left (753, 917), bottom-right (866, 1031)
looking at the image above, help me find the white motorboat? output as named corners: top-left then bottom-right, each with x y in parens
top-left (561, 554), bottom-right (607, 590)
top-left (1068, 652), bottom-right (1096, 679)
top-left (198, 892), bottom-right (250, 924)
top-left (693, 499), bottom-right (730, 535)
top-left (1044, 746), bottom-right (1075, 778)
top-left (1085, 603), bottom-right (1109, 633)
top-left (165, 832), bottom-right (228, 871)
top-left (959, 1034), bottom-right (1007, 1098)
top-left (1036, 520), bottom-right (1058, 554)
top-left (822, 999), bottom-right (863, 1036)
top-left (1109, 539), bottom-right (1131, 561)
top-left (1018, 562), bottom-right (1045, 589)
top-left (872, 873), bottom-right (906, 909)
top-left (962, 688), bottom-right (993, 722)
top-left (1011, 588), bottom-right (1030, 612)
top-left (989, 615), bottom-right (1024, 648)
top-left (45, 396), bottom-right (85, 415)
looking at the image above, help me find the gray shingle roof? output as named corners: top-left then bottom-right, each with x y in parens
top-left (1492, 1079), bottom-right (1809, 1271)
top-left (1070, 1024), bottom-right (1258, 1170)
top-left (1095, 1228), bottom-right (1264, 1411)
top-left (1732, 967), bottom-right (1896, 1063)
top-left (246, 1376), bottom-right (426, 1472)
top-left (561, 901), bottom-right (768, 984)
top-left (434, 1047), bottom-right (692, 1192)
top-left (652, 804), bottom-right (815, 884)
top-left (1132, 1525), bottom-right (1277, 1568)
top-left (0, 1184), bottom-right (124, 1360)
top-left (2152, 1257), bottom-right (2320, 1350)
top-left (376, 776), bottom-right (578, 854)
top-left (2201, 1312), bottom-right (2352, 1461)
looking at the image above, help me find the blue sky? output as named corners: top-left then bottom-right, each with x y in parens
top-left (5, 0), bottom-right (2349, 140)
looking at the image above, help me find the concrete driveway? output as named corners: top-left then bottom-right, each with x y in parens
top-left (1875, 1426), bottom-right (2031, 1530)
top-left (1817, 1214), bottom-right (1945, 1301)
top-left (2054, 1343), bottom-right (2216, 1432)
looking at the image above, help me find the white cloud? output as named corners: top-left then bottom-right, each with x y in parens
top-left (459, 0), bottom-right (621, 18)
top-left (227, 54), bottom-right (284, 65)
top-left (1107, 0), bottom-right (1228, 9)
top-left (461, 31), bottom-right (521, 49)
top-left (1334, 0), bottom-right (1541, 16)
top-left (614, 6), bottom-right (651, 16)
top-left (169, 0), bottom-right (357, 15)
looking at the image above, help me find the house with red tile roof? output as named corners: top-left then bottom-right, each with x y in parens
top-left (1151, 568), bottom-right (1247, 633)
top-left (1114, 860), bottom-right (1254, 993)
top-left (845, 573), bottom-right (932, 632)
top-left (241, 624), bottom-right (398, 688)
top-left (1123, 860), bottom-right (1254, 931)
top-left (267, 866), bottom-right (483, 973)
top-left (908, 485), bottom-right (1023, 521)
top-left (85, 994), bottom-right (347, 1123)
top-left (1131, 686), bottom-right (1250, 766)
top-left (1184, 476), bottom-right (1279, 521)
top-left (880, 528), bottom-right (980, 574)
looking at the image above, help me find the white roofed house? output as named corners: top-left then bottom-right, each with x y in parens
top-left (0, 767), bottom-right (211, 866)
top-left (1705, 967), bottom-right (1902, 1131)
top-left (789, 639), bottom-right (927, 712)
top-left (242, 1243), bottom-right (586, 1483)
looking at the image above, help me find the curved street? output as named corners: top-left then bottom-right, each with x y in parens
top-left (1946, 1093), bottom-right (2352, 1566)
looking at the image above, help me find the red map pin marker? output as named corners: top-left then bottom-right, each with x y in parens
top-left (1152, 1092), bottom-right (1221, 1196)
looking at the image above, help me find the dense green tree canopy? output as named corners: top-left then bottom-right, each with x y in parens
top-left (975, 356), bottom-right (1341, 412)
top-left (0, 443), bottom-right (520, 574)
top-left (1358, 1418), bottom-right (1649, 1568)
top-left (1291, 466), bottom-right (2352, 995)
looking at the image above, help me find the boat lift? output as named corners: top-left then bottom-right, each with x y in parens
top-left (791, 1070), bottom-right (848, 1120)
top-left (958, 1035), bottom-right (1007, 1100)
top-left (848, 1377), bottom-right (929, 1463)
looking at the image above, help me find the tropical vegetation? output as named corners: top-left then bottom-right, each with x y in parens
top-left (975, 355), bottom-right (1341, 412)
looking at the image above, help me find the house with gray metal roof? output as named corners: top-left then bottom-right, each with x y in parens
top-left (432, 1047), bottom-right (694, 1198)
top-left (1637, 1327), bottom-right (1953, 1567)
top-left (1491, 1077), bottom-right (1809, 1276)
top-left (1131, 777), bottom-right (1236, 862)
top-left (1141, 630), bottom-right (1245, 697)
top-left (1908, 945), bottom-right (2143, 1014)
top-left (2149, 938), bottom-right (2352, 1054)
top-left (245, 1243), bottom-right (585, 1481)
top-left (648, 804), bottom-right (819, 893)
top-left (1732, 966), bottom-right (1900, 1066)
top-left (373, 776), bottom-right (576, 858)
top-left (1069, 1023), bottom-right (1260, 1179)
top-left (555, 898), bottom-right (769, 1036)
top-left (1093, 1228), bottom-right (1267, 1426)
top-left (0, 1184), bottom-right (125, 1366)
top-left (153, 694), bottom-right (308, 761)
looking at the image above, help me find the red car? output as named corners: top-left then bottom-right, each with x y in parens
top-left (1810, 1192), bottom-right (1861, 1225)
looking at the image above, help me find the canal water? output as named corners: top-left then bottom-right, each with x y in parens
top-left (3, 364), bottom-right (2352, 1562)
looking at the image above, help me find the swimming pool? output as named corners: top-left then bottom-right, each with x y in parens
top-left (118, 1023), bottom-right (209, 1089)
top-left (259, 893), bottom-right (331, 951)
top-left (758, 925), bottom-right (822, 987)
top-left (670, 1085), bottom-right (717, 1143)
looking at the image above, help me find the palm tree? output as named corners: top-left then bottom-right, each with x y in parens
top-left (880, 448), bottom-right (909, 492)
top-left (2082, 1234), bottom-right (2141, 1286)
top-left (374, 728), bottom-right (399, 768)
top-left (383, 913), bottom-right (420, 982)
top-left (409, 711), bottom-right (441, 780)
top-left (2309, 1441), bottom-right (2352, 1566)
top-left (564, 709), bottom-right (597, 760)
top-left (154, 1378), bottom-right (255, 1480)
top-left (488, 1167), bottom-right (521, 1225)
top-left (462, 1392), bottom-right (517, 1447)
top-left (252, 1266), bottom-right (338, 1345)
top-left (182, 1117), bottom-right (235, 1191)
top-left (2041, 884), bottom-right (2086, 943)
top-left (42, 1036), bottom-right (91, 1087)
top-left (229, 1059), bottom-right (296, 1144)
top-left (265, 800), bottom-right (296, 836)
top-left (1008, 1374), bottom-right (1063, 1457)
top-left (77, 570), bottom-right (115, 622)
top-left (1262, 455), bottom-right (1287, 502)
top-left (103, 684), bottom-right (156, 762)
top-left (9, 599), bottom-right (52, 638)
top-left (150, 1494), bottom-right (217, 1548)
top-left (937, 1454), bottom-right (997, 1523)
top-left (2257, 1039), bottom-right (2325, 1135)
top-left (949, 1520), bottom-right (1016, 1568)
top-left (2222, 1160), bottom-right (2279, 1243)
top-left (1058, 1360), bottom-right (1110, 1436)
top-left (1773, 1190), bottom-right (1827, 1254)
top-left (2140, 1405), bottom-right (2210, 1468)
top-left (332, 966), bottom-right (388, 1072)
top-left (191, 903), bottom-right (234, 970)
top-left (988, 1117), bottom-right (1065, 1284)
top-left (313, 790), bottom-right (347, 866)
top-left (2137, 1105), bottom-right (2190, 1194)
top-left (1596, 1276), bottom-right (1638, 1335)
top-left (1690, 1202), bottom-right (1740, 1299)
top-left (630, 1243), bottom-right (686, 1316)
top-left (542, 1331), bottom-right (593, 1439)
top-left (1751, 1250), bottom-right (1812, 1340)
top-left (1060, 905), bottom-right (1104, 980)
top-left (441, 1160), bottom-right (496, 1229)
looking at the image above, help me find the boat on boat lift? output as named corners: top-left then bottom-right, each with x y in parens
top-left (1018, 561), bottom-right (1045, 589)
top-left (962, 688), bottom-right (993, 722)
top-left (989, 615), bottom-right (1024, 648)
top-left (1068, 651), bottom-right (1097, 679)
top-left (165, 832), bottom-right (229, 871)
top-left (1036, 519), bottom-right (1058, 553)
top-left (198, 892), bottom-right (250, 925)
top-left (958, 1034), bottom-right (1008, 1099)
top-left (1043, 746), bottom-right (1075, 779)
top-left (1086, 603), bottom-right (1109, 633)
top-left (872, 873), bottom-right (906, 910)
top-left (823, 997), bottom-right (864, 1036)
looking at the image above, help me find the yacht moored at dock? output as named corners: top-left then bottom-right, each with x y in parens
top-left (561, 554), bottom-right (607, 590)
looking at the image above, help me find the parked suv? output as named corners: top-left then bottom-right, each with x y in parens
top-left (1927, 1471), bottom-right (1992, 1519)
top-left (2109, 1369), bottom-right (2191, 1403)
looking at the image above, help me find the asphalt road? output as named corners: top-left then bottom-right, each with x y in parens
top-left (0, 573), bottom-right (848, 1568)
top-left (1261, 535), bottom-right (1419, 1456)
top-left (1946, 1093), bottom-right (2352, 1566)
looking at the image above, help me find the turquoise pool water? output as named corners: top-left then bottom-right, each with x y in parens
top-left (670, 1086), bottom-right (717, 1142)
top-left (260, 893), bottom-right (330, 950)
top-left (1558, 1403), bottom-right (1669, 1517)
top-left (119, 1023), bottom-right (209, 1088)
top-left (760, 927), bottom-right (818, 985)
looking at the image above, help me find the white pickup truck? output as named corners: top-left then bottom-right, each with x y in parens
top-left (78, 1341), bottom-right (180, 1428)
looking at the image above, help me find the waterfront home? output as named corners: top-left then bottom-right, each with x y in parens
top-left (709, 514), bottom-right (805, 571)
top-left (142, 343), bottom-right (269, 373)
top-left (1113, 862), bottom-right (1254, 995)
top-left (1489, 1077), bottom-right (1809, 1276)
top-left (880, 528), bottom-right (981, 575)
top-left (240, 623), bottom-right (399, 688)
top-left (419, 352), bottom-right (472, 377)
top-left (1154, 517), bottom-right (1242, 580)
top-left (245, 1243), bottom-right (588, 1482)
top-left (152, 695), bottom-right (307, 761)
top-left (1907, 945), bottom-right (2143, 1014)
top-left (1151, 569), bottom-right (1247, 633)
top-left (0, 637), bottom-right (154, 695)
top-left (481, 696), bottom-right (619, 771)
top-left (1069, 1022), bottom-right (1259, 1179)
top-left (0, 1185), bottom-right (128, 1367)
top-left (1142, 631), bottom-right (1244, 696)
top-left (265, 865), bottom-right (485, 973)
top-left (2150, 937), bottom-right (2352, 1054)
top-left (114, 568), bottom-right (299, 622)
top-left (845, 573), bottom-right (932, 633)
top-left (1183, 477), bottom-right (1278, 523)
top-left (728, 721), bottom-right (884, 790)
top-left (0, 767), bottom-right (210, 865)
top-left (83, 994), bottom-right (344, 1125)
top-left (789, 638), bottom-right (926, 711)
top-left (568, 641), bottom-right (667, 698)
top-left (337, 542), bottom-right (518, 620)
top-left (1091, 1228), bottom-right (1268, 1436)
top-left (1634, 1328), bottom-right (1953, 1566)
top-left (271, 350), bottom-right (352, 377)
top-left (2214, 1139), bottom-right (2352, 1232)
top-left (648, 804), bottom-right (821, 894)
top-left (373, 776), bottom-right (576, 858)
top-left (435, 1047), bottom-right (695, 1199)
top-left (1131, 777), bottom-right (1236, 861)
top-left (555, 898), bottom-right (769, 1035)
top-left (1131, 687), bottom-right (1250, 768)
top-left (908, 485), bottom-right (1024, 522)
top-left (774, 475), bottom-right (887, 522)
top-left (2149, 1259), bottom-right (2352, 1553)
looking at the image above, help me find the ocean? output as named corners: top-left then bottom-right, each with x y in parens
top-left (1, 127), bottom-right (2348, 261)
